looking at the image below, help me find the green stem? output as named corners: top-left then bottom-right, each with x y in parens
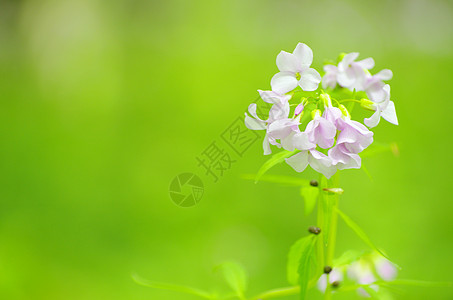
top-left (323, 173), bottom-right (340, 300)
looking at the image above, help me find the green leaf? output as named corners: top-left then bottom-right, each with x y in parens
top-left (131, 273), bottom-right (215, 299)
top-left (297, 235), bottom-right (317, 300)
top-left (241, 173), bottom-right (309, 187)
top-left (287, 236), bottom-right (313, 285)
top-left (336, 209), bottom-right (397, 267)
top-left (215, 261), bottom-right (248, 300)
top-left (255, 150), bottom-right (298, 183)
top-left (300, 186), bottom-right (319, 215)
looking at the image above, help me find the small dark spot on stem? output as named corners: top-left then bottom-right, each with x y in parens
top-left (308, 226), bottom-right (321, 235)
top-left (331, 281), bottom-right (340, 288)
top-left (324, 266), bottom-right (332, 274)
top-left (310, 180), bottom-right (318, 187)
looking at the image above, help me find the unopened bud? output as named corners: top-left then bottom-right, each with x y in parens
top-left (311, 109), bottom-right (321, 119)
top-left (324, 266), bottom-right (332, 274)
top-left (360, 98), bottom-right (376, 111)
top-left (308, 226), bottom-right (321, 235)
top-left (310, 180), bottom-right (318, 187)
top-left (338, 104), bottom-right (350, 118)
top-left (323, 188), bottom-right (344, 195)
top-left (320, 93), bottom-right (332, 107)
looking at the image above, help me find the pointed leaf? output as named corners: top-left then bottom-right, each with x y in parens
top-left (300, 186), bottom-right (319, 215)
top-left (131, 273), bottom-right (215, 299)
top-left (336, 209), bottom-right (397, 267)
top-left (287, 236), bottom-right (313, 285)
top-left (297, 235), bottom-right (317, 300)
top-left (215, 261), bottom-right (248, 299)
top-left (255, 150), bottom-right (298, 183)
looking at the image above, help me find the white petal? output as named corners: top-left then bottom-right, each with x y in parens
top-left (356, 57), bottom-right (375, 70)
top-left (276, 51), bottom-right (300, 73)
top-left (281, 132), bottom-right (296, 151)
top-left (293, 132), bottom-right (316, 150)
top-left (337, 67), bottom-right (357, 88)
top-left (271, 72), bottom-right (298, 94)
top-left (258, 90), bottom-right (291, 104)
top-left (263, 134), bottom-right (271, 155)
top-left (364, 110), bottom-right (381, 128)
top-left (292, 43), bottom-right (313, 67)
top-left (380, 101), bottom-right (398, 125)
top-left (244, 113), bottom-right (266, 130)
top-left (247, 103), bottom-right (264, 121)
top-left (375, 69), bottom-right (393, 81)
top-left (285, 151), bottom-right (309, 172)
top-left (338, 52), bottom-right (359, 71)
top-left (299, 68), bottom-right (321, 91)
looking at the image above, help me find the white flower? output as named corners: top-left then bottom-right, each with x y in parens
top-left (337, 52), bottom-right (375, 91)
top-left (364, 84), bottom-right (398, 128)
top-left (322, 64), bottom-right (339, 89)
top-left (364, 69), bottom-right (393, 101)
top-left (271, 43), bottom-right (321, 94)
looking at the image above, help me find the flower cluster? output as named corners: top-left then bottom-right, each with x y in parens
top-left (245, 43), bottom-right (398, 178)
top-left (317, 253), bottom-right (397, 297)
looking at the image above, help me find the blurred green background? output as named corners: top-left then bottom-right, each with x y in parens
top-left (1, 0), bottom-right (452, 299)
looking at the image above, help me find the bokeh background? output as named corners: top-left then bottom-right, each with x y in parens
top-left (1, 0), bottom-right (452, 299)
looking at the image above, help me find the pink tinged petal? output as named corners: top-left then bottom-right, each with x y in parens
top-left (271, 72), bottom-right (298, 94)
top-left (323, 107), bottom-right (343, 127)
top-left (268, 119), bottom-right (299, 139)
top-left (258, 90), bottom-right (291, 104)
top-left (292, 43), bottom-right (313, 67)
top-left (356, 57), bottom-right (375, 70)
top-left (364, 110), bottom-right (381, 128)
top-left (308, 150), bottom-right (337, 179)
top-left (380, 100), bottom-right (398, 125)
top-left (299, 68), bottom-right (321, 91)
top-left (276, 51), bottom-right (300, 73)
top-left (375, 69), bottom-right (393, 80)
top-left (293, 132), bottom-right (316, 150)
top-left (375, 259), bottom-right (397, 281)
top-left (285, 151), bottom-right (309, 173)
top-left (263, 133), bottom-right (271, 155)
top-left (307, 117), bottom-right (336, 149)
top-left (322, 73), bottom-right (337, 89)
top-left (294, 103), bottom-right (304, 116)
top-left (338, 52), bottom-right (359, 71)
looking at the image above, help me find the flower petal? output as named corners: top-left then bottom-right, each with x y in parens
top-left (292, 43), bottom-right (313, 67)
top-left (356, 57), bottom-right (375, 70)
top-left (338, 52), bottom-right (359, 71)
top-left (258, 90), bottom-right (291, 104)
top-left (276, 51), bottom-right (300, 73)
top-left (375, 69), bottom-right (393, 81)
top-left (380, 100), bottom-right (398, 125)
top-left (263, 133), bottom-right (272, 155)
top-left (364, 110), bottom-right (381, 128)
top-left (309, 150), bottom-right (337, 179)
top-left (285, 151), bottom-right (309, 173)
top-left (293, 132), bottom-right (316, 150)
top-left (271, 71), bottom-right (298, 94)
top-left (299, 68), bottom-right (321, 91)
top-left (244, 112), bottom-right (266, 130)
